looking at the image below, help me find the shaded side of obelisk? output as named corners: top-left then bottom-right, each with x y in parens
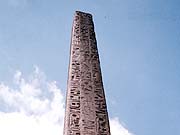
top-left (63, 11), bottom-right (111, 135)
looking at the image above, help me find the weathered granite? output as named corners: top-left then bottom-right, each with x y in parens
top-left (63, 11), bottom-right (111, 135)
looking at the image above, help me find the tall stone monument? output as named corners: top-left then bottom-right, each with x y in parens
top-left (63, 11), bottom-right (111, 135)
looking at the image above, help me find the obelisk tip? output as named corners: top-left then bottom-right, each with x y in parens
top-left (75, 11), bottom-right (92, 17)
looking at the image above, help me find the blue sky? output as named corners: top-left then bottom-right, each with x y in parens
top-left (0, 0), bottom-right (180, 135)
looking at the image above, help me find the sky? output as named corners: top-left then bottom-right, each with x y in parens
top-left (0, 0), bottom-right (180, 135)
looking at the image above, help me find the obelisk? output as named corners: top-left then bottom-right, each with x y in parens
top-left (64, 11), bottom-right (111, 135)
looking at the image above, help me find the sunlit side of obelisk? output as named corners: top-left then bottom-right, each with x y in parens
top-left (63, 11), bottom-right (111, 135)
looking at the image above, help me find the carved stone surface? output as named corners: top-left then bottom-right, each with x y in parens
top-left (64, 11), bottom-right (111, 135)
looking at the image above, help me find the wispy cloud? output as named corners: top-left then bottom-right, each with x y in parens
top-left (0, 66), bottom-right (134, 135)
top-left (110, 117), bottom-right (134, 135)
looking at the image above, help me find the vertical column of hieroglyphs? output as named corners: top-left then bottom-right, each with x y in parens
top-left (64, 11), bottom-right (81, 135)
top-left (64, 11), bottom-right (111, 135)
top-left (78, 12), bottom-right (96, 135)
top-left (91, 21), bottom-right (111, 134)
top-left (80, 11), bottom-right (110, 135)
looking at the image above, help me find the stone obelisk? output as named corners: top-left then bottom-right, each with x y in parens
top-left (64, 11), bottom-right (111, 135)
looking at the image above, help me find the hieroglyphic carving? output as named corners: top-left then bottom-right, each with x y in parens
top-left (77, 13), bottom-right (97, 135)
top-left (63, 12), bottom-right (81, 135)
top-left (64, 11), bottom-right (111, 135)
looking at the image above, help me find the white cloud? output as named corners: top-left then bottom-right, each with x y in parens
top-left (110, 117), bottom-right (134, 135)
top-left (0, 67), bottom-right (133, 135)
